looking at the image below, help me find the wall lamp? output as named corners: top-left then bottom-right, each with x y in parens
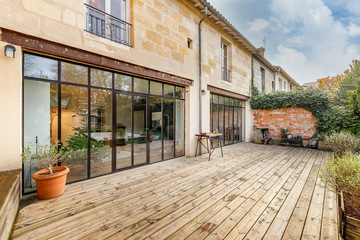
top-left (4, 44), bottom-right (16, 58)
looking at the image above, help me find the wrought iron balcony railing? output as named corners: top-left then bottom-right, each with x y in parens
top-left (85, 4), bottom-right (131, 47)
top-left (222, 67), bottom-right (231, 82)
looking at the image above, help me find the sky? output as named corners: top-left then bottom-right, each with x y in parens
top-left (208, 0), bottom-right (360, 84)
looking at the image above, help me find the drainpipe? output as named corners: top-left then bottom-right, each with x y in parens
top-left (199, 4), bottom-right (207, 155)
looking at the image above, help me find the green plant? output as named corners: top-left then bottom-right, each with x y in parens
top-left (280, 128), bottom-right (290, 138)
top-left (21, 139), bottom-right (64, 174)
top-left (319, 152), bottom-right (360, 217)
top-left (324, 131), bottom-right (360, 157)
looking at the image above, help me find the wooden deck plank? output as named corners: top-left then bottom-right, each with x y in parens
top-left (11, 144), bottom-right (338, 240)
top-left (223, 149), bottom-right (316, 240)
top-left (177, 147), bottom-right (303, 240)
top-left (169, 148), bottom-right (300, 240)
top-left (262, 151), bottom-right (325, 240)
top-left (14, 144), bottom-right (277, 239)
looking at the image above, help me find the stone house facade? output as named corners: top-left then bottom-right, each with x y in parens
top-left (0, 0), bottom-right (300, 193)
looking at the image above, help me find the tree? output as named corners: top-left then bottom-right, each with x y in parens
top-left (335, 60), bottom-right (360, 114)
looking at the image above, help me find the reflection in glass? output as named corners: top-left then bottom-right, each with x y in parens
top-left (150, 81), bottom-right (162, 96)
top-left (134, 78), bottom-right (148, 94)
top-left (61, 62), bottom-right (88, 85)
top-left (164, 84), bottom-right (174, 97)
top-left (218, 105), bottom-right (224, 145)
top-left (229, 107), bottom-right (234, 144)
top-left (24, 54), bottom-right (58, 80)
top-left (115, 74), bottom-right (132, 91)
top-left (90, 89), bottom-right (112, 177)
top-left (225, 106), bottom-right (229, 145)
top-left (87, 0), bottom-right (105, 11)
top-left (23, 80), bottom-right (58, 193)
top-left (163, 98), bottom-right (174, 160)
top-left (175, 87), bottom-right (185, 99)
top-left (61, 85), bottom-right (88, 182)
top-left (219, 95), bottom-right (224, 104)
top-left (91, 68), bottom-right (112, 88)
top-left (116, 94), bottom-right (132, 169)
top-left (111, 0), bottom-right (126, 21)
top-left (133, 96), bottom-right (147, 165)
top-left (150, 97), bottom-right (162, 163)
top-left (211, 104), bottom-right (219, 148)
top-left (175, 99), bottom-right (185, 157)
top-left (234, 108), bottom-right (239, 143)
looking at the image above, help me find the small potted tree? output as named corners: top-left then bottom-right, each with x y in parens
top-left (21, 139), bottom-right (69, 200)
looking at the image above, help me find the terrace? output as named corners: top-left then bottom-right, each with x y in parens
top-left (12, 143), bottom-right (338, 239)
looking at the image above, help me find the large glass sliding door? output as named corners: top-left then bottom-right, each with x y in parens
top-left (23, 52), bottom-right (186, 194)
top-left (210, 93), bottom-right (244, 147)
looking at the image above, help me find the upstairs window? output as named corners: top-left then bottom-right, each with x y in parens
top-left (260, 68), bottom-right (265, 93)
top-left (85, 0), bottom-right (131, 46)
top-left (221, 42), bottom-right (231, 82)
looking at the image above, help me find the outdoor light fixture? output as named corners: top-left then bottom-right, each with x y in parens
top-left (4, 44), bottom-right (16, 58)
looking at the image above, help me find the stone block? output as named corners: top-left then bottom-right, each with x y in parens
top-left (155, 24), bottom-right (170, 36)
top-left (164, 38), bottom-right (177, 51)
top-left (146, 30), bottom-right (162, 45)
top-left (171, 51), bottom-right (184, 63)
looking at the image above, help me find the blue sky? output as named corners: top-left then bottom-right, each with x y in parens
top-left (208, 0), bottom-right (360, 84)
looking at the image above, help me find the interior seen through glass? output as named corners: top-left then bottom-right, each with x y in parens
top-left (22, 53), bottom-right (185, 193)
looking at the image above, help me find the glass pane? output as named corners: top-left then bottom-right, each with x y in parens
top-left (61, 85), bottom-right (88, 182)
top-left (90, 89), bottom-right (112, 177)
top-left (24, 54), bottom-right (58, 80)
top-left (218, 105), bottom-right (224, 145)
top-left (133, 96), bottom-right (147, 165)
top-left (91, 68), bottom-right (112, 88)
top-left (111, 0), bottom-right (126, 21)
top-left (164, 84), bottom-right (174, 98)
top-left (224, 106), bottom-right (230, 145)
top-left (87, 0), bottom-right (105, 11)
top-left (114, 73), bottom-right (132, 91)
top-left (219, 95), bottom-right (224, 104)
top-left (134, 78), bottom-right (148, 94)
top-left (23, 80), bottom-right (58, 193)
top-left (116, 94), bottom-right (132, 169)
top-left (150, 81), bottom-right (162, 96)
top-left (229, 107), bottom-right (234, 144)
top-left (211, 104), bottom-right (219, 148)
top-left (175, 86), bottom-right (185, 99)
top-left (213, 94), bottom-right (218, 104)
top-left (229, 98), bottom-right (233, 106)
top-left (163, 98), bottom-right (174, 160)
top-left (175, 99), bottom-right (185, 157)
top-left (234, 108), bottom-right (239, 143)
top-left (61, 62), bottom-right (88, 85)
top-left (224, 97), bottom-right (229, 105)
top-left (150, 97), bottom-right (162, 163)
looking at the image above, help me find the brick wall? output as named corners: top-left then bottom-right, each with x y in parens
top-left (253, 107), bottom-right (317, 139)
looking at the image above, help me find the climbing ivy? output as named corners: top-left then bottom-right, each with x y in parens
top-left (250, 89), bottom-right (360, 136)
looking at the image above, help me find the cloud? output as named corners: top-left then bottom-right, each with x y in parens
top-left (348, 23), bottom-right (360, 36)
top-left (247, 18), bottom-right (269, 33)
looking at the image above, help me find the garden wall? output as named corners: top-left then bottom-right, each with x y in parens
top-left (253, 107), bottom-right (317, 139)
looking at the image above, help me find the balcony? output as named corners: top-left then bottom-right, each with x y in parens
top-left (222, 67), bottom-right (231, 82)
top-left (85, 4), bottom-right (131, 47)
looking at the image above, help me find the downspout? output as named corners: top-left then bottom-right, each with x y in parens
top-left (199, 4), bottom-right (207, 154)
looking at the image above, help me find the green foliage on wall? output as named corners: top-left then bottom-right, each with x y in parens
top-left (250, 89), bottom-right (360, 136)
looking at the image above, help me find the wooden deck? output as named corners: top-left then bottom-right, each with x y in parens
top-left (12, 143), bottom-right (338, 240)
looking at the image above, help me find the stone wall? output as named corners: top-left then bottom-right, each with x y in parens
top-left (253, 107), bottom-right (317, 139)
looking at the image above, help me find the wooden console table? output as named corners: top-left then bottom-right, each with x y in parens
top-left (195, 133), bottom-right (223, 161)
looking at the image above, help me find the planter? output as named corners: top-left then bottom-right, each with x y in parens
top-left (32, 166), bottom-right (69, 200)
top-left (338, 192), bottom-right (360, 239)
top-left (281, 138), bottom-right (302, 147)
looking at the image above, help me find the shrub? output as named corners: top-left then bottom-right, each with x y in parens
top-left (319, 152), bottom-right (360, 217)
top-left (324, 131), bottom-right (360, 157)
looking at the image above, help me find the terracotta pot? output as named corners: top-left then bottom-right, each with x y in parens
top-left (32, 166), bottom-right (70, 200)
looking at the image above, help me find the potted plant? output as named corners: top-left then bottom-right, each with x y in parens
top-left (21, 139), bottom-right (69, 200)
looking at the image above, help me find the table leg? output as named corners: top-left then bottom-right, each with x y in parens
top-left (206, 136), bottom-right (210, 154)
top-left (208, 137), bottom-right (213, 161)
top-left (195, 136), bottom-right (199, 157)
